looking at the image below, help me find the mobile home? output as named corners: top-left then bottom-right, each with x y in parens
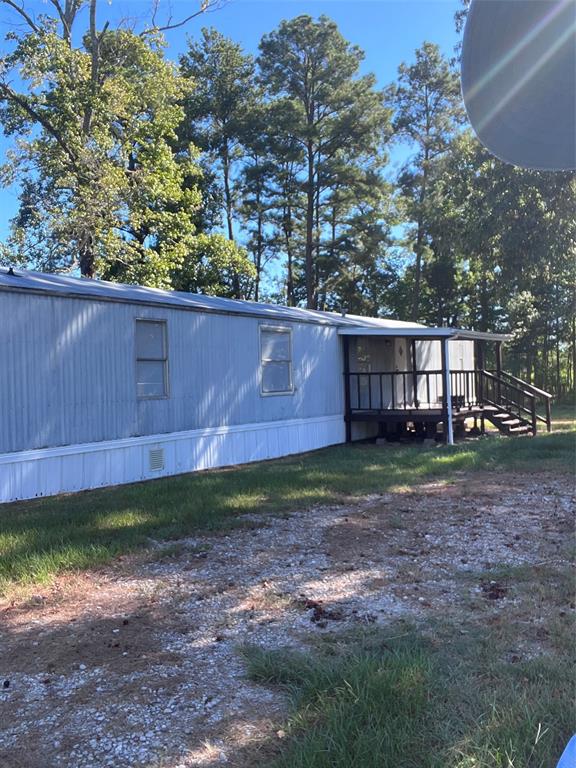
top-left (0, 269), bottom-right (550, 502)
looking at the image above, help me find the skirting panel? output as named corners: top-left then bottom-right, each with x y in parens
top-left (0, 415), bottom-right (346, 503)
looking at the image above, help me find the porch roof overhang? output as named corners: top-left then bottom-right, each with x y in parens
top-left (337, 326), bottom-right (511, 343)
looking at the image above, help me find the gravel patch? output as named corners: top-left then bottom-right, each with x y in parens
top-left (1, 470), bottom-right (573, 767)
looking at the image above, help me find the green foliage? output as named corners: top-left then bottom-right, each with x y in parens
top-left (390, 41), bottom-right (465, 321)
top-left (0, 17), bottom-right (200, 284)
top-left (0, 9), bottom-right (574, 390)
top-left (170, 232), bottom-right (255, 296)
top-left (179, 26), bottom-right (259, 297)
top-left (258, 15), bottom-right (393, 309)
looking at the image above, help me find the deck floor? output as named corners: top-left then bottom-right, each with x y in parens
top-left (348, 405), bottom-right (496, 422)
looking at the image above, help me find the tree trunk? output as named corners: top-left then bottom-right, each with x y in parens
top-left (254, 183), bottom-right (263, 303)
top-left (222, 141), bottom-right (240, 298)
top-left (411, 163), bottom-right (428, 322)
top-left (572, 315), bottom-right (576, 395)
top-left (305, 140), bottom-right (315, 309)
top-left (222, 143), bottom-right (234, 242)
top-left (79, 234), bottom-right (95, 277)
top-left (283, 199), bottom-right (294, 306)
top-left (542, 326), bottom-right (549, 391)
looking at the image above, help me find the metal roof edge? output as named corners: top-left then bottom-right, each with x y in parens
top-left (0, 279), bottom-right (342, 327)
top-left (0, 270), bottom-right (512, 341)
top-left (338, 326), bottom-right (512, 341)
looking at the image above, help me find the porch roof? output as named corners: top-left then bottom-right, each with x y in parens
top-left (337, 326), bottom-right (512, 342)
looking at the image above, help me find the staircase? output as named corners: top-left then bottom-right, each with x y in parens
top-left (476, 370), bottom-right (552, 436)
top-left (483, 406), bottom-right (535, 436)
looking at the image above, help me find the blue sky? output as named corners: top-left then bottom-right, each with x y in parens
top-left (0, 0), bottom-right (463, 240)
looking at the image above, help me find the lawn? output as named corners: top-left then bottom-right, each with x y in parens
top-left (1, 407), bottom-right (574, 768)
top-left (245, 595), bottom-right (575, 768)
top-left (0, 405), bottom-right (574, 593)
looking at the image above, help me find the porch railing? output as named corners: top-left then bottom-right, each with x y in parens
top-left (347, 369), bottom-right (477, 412)
top-left (479, 370), bottom-right (552, 432)
top-left (345, 368), bottom-right (552, 433)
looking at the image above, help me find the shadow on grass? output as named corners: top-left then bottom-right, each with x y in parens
top-left (1, 429), bottom-right (574, 592)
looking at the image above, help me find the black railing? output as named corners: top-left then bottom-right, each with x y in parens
top-left (498, 371), bottom-right (552, 432)
top-left (345, 368), bottom-right (552, 434)
top-left (479, 370), bottom-right (552, 433)
top-left (346, 369), bottom-right (478, 412)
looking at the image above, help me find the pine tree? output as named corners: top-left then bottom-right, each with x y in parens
top-left (258, 15), bottom-right (390, 309)
top-left (390, 42), bottom-right (465, 320)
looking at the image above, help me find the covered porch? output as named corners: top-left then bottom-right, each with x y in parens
top-left (340, 327), bottom-right (552, 445)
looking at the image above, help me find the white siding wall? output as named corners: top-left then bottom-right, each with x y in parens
top-left (0, 292), bottom-right (344, 454)
top-left (0, 292), bottom-right (347, 502)
top-left (0, 416), bottom-right (345, 503)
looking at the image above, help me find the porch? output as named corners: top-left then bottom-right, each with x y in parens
top-left (339, 327), bottom-right (552, 444)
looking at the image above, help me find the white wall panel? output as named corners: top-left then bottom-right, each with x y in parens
top-left (1, 292), bottom-right (344, 454)
top-left (0, 415), bottom-right (345, 503)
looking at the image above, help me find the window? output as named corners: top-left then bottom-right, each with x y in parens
top-left (260, 326), bottom-right (293, 395)
top-left (135, 320), bottom-right (168, 398)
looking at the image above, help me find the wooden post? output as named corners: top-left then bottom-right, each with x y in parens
top-left (410, 339), bottom-right (419, 408)
top-left (476, 340), bottom-right (484, 404)
top-left (496, 341), bottom-right (503, 405)
top-left (531, 396), bottom-right (538, 435)
top-left (343, 335), bottom-right (352, 443)
top-left (441, 337), bottom-right (454, 445)
top-left (476, 340), bottom-right (485, 371)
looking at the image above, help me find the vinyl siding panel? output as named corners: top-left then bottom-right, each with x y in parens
top-left (0, 292), bottom-right (344, 453)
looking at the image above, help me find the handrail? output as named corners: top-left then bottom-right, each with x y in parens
top-left (498, 370), bottom-right (553, 400)
top-left (343, 368), bottom-right (551, 434)
top-left (480, 369), bottom-right (551, 433)
top-left (480, 369), bottom-right (535, 399)
top-left (348, 369), bottom-right (443, 375)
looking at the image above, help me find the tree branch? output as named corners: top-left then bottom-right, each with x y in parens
top-left (140, 0), bottom-right (226, 36)
top-left (0, 82), bottom-right (79, 169)
top-left (0, 0), bottom-right (40, 33)
top-left (47, 0), bottom-right (71, 41)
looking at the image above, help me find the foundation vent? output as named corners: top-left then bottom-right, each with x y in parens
top-left (149, 447), bottom-right (165, 472)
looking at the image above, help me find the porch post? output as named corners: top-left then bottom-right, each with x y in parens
top-left (495, 341), bottom-right (502, 376)
top-left (410, 339), bottom-right (419, 407)
top-left (441, 337), bottom-right (454, 445)
top-left (476, 340), bottom-right (485, 371)
top-left (495, 341), bottom-right (503, 404)
top-left (343, 335), bottom-right (352, 443)
top-left (475, 340), bottom-right (484, 404)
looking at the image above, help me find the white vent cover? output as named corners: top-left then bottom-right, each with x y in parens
top-left (149, 448), bottom-right (164, 472)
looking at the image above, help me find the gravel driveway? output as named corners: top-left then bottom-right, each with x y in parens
top-left (1, 470), bottom-right (573, 767)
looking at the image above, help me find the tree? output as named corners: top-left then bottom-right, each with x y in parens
top-left (311, 154), bottom-right (394, 314)
top-left (238, 104), bottom-right (278, 302)
top-left (259, 15), bottom-right (390, 309)
top-left (179, 27), bottom-right (257, 295)
top-left (390, 42), bottom-right (465, 320)
top-left (170, 233), bottom-right (255, 297)
top-left (0, 0), bottom-right (239, 289)
top-left (413, 128), bottom-right (576, 394)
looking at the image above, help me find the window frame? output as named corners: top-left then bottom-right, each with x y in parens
top-left (135, 318), bottom-right (169, 400)
top-left (259, 324), bottom-right (294, 397)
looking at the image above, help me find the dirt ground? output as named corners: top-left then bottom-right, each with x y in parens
top-left (1, 470), bottom-right (574, 768)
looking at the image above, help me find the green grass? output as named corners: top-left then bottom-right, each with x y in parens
top-left (1, 409), bottom-right (573, 593)
top-left (245, 603), bottom-right (575, 767)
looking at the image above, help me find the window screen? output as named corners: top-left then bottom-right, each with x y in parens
top-left (135, 320), bottom-right (168, 398)
top-left (260, 327), bottom-right (293, 394)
